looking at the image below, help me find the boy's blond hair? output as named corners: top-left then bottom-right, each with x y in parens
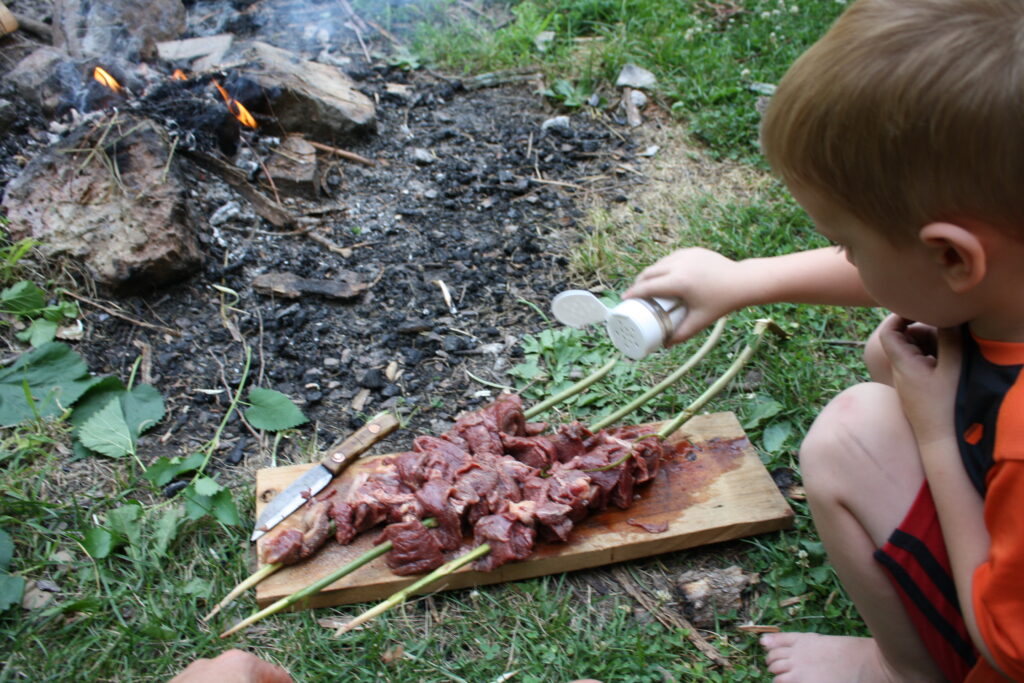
top-left (760, 0), bottom-right (1024, 241)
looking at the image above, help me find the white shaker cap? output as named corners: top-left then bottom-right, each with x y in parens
top-left (551, 290), bottom-right (611, 328)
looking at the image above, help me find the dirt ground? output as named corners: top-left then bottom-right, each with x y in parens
top-left (0, 7), bottom-right (653, 486)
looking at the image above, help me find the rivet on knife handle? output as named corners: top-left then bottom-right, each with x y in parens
top-left (322, 412), bottom-right (400, 475)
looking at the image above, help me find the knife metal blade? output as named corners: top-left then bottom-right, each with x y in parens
top-left (251, 411), bottom-right (400, 542)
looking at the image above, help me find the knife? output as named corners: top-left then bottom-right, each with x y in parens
top-left (251, 411), bottom-right (400, 542)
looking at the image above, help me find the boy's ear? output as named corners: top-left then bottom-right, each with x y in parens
top-left (918, 222), bottom-right (987, 293)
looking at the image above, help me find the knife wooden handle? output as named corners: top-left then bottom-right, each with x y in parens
top-left (321, 412), bottom-right (400, 475)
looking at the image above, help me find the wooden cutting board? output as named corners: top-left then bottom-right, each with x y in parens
top-left (253, 411), bottom-right (793, 609)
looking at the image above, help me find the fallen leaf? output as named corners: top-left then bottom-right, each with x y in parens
top-left (21, 581), bottom-right (55, 610)
top-left (380, 644), bottom-right (404, 665)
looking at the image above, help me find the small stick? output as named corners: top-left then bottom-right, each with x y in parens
top-left (62, 290), bottom-right (181, 337)
top-left (306, 140), bottom-right (376, 167)
top-left (204, 563), bottom-right (281, 622)
top-left (333, 543), bottom-right (491, 637)
top-left (219, 518), bottom-right (438, 638)
top-left (590, 316), bottom-right (728, 431)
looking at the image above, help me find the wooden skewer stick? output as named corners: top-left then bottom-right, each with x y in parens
top-left (333, 543), bottom-right (491, 637)
top-left (306, 140), bottom-right (376, 166)
top-left (203, 562), bottom-right (281, 622)
top-left (219, 519), bottom-right (438, 638)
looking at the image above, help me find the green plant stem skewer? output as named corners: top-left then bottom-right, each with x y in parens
top-left (590, 316), bottom-right (728, 431)
top-left (332, 543), bottom-right (491, 637)
top-left (656, 318), bottom-right (782, 440)
top-left (203, 563), bottom-right (280, 622)
top-left (219, 518), bottom-right (439, 638)
top-left (523, 358), bottom-right (616, 420)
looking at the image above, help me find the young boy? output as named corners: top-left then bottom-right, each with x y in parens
top-left (624, 1), bottom-right (1024, 680)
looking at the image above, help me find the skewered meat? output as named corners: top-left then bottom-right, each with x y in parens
top-left (258, 393), bottom-right (666, 575)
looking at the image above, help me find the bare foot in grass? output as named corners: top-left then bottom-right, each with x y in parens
top-left (760, 632), bottom-right (905, 683)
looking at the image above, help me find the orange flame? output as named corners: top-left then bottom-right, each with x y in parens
top-left (172, 69), bottom-right (189, 81)
top-left (93, 66), bottom-right (122, 93)
top-left (212, 79), bottom-right (258, 129)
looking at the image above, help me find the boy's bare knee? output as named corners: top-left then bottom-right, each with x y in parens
top-left (799, 382), bottom-right (897, 479)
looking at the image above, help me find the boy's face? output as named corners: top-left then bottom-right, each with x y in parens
top-left (790, 185), bottom-right (972, 328)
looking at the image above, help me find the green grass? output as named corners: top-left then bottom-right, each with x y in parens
top-left (367, 0), bottom-right (849, 162)
top-left (0, 1), bottom-right (883, 680)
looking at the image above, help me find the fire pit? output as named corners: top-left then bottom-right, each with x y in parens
top-left (0, 0), bottom-right (648, 471)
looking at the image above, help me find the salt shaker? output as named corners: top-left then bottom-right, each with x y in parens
top-left (551, 290), bottom-right (688, 360)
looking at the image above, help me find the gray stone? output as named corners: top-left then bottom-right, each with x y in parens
top-left (615, 63), bottom-right (657, 89)
top-left (53, 0), bottom-right (186, 60)
top-left (1, 115), bottom-right (203, 290)
top-left (5, 47), bottom-right (80, 113)
top-left (228, 41), bottom-right (376, 141)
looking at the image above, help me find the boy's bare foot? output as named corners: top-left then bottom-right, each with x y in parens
top-left (760, 632), bottom-right (903, 683)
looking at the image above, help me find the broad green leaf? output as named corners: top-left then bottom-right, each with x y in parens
top-left (68, 376), bottom-right (125, 428)
top-left (762, 421), bottom-right (793, 453)
top-left (106, 504), bottom-right (143, 549)
top-left (210, 489), bottom-right (240, 526)
top-left (0, 342), bottom-right (101, 427)
top-left (0, 573), bottom-right (25, 611)
top-left (82, 527), bottom-right (118, 559)
top-left (742, 399), bottom-right (784, 430)
top-left (182, 485), bottom-right (212, 521)
top-left (245, 387), bottom-right (307, 431)
top-left (122, 384), bottom-right (164, 439)
top-left (152, 506), bottom-right (183, 557)
top-left (0, 530), bottom-right (12, 571)
top-left (77, 396), bottom-right (134, 458)
top-left (144, 452), bottom-right (204, 487)
top-left (15, 318), bottom-right (58, 347)
top-left (193, 476), bottom-right (222, 497)
top-left (0, 280), bottom-right (45, 315)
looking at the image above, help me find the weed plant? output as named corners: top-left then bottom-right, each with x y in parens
top-left (0, 2), bottom-right (880, 681)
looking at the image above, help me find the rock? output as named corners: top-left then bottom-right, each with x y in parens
top-left (5, 47), bottom-right (80, 114)
top-left (53, 0), bottom-right (186, 60)
top-left (156, 34), bottom-right (233, 70)
top-left (260, 135), bottom-right (319, 199)
top-left (1, 115), bottom-right (203, 290)
top-left (409, 147), bottom-right (436, 165)
top-left (541, 116), bottom-right (572, 135)
top-left (230, 41), bottom-right (376, 141)
top-left (615, 63), bottom-right (657, 89)
top-left (675, 565), bottom-right (759, 629)
top-left (0, 99), bottom-right (15, 134)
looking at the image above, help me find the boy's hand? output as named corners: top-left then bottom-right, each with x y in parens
top-left (878, 314), bottom-right (962, 449)
top-left (169, 649), bottom-right (293, 683)
top-left (623, 248), bottom-right (748, 344)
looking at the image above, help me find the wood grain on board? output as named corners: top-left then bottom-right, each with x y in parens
top-left (253, 411), bottom-right (793, 609)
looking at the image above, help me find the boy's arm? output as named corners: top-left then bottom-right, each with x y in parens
top-left (878, 318), bottom-right (1001, 671)
top-left (624, 247), bottom-right (876, 343)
